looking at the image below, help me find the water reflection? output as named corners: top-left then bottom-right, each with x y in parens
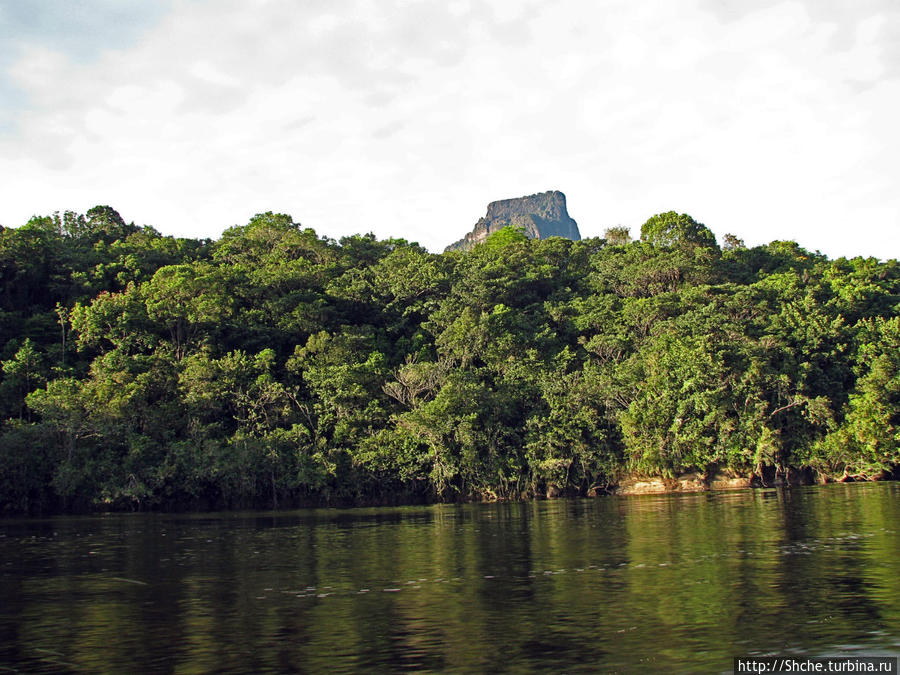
top-left (1, 484), bottom-right (899, 672)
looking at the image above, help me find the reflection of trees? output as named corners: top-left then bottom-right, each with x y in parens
top-left (5, 486), bottom-right (900, 671)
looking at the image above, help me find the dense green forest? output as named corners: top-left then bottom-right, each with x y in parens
top-left (1, 206), bottom-right (898, 514)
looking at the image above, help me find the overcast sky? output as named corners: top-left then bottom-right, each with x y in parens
top-left (1, 0), bottom-right (898, 258)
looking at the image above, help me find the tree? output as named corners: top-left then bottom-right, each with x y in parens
top-left (603, 226), bottom-right (631, 245)
top-left (722, 233), bottom-right (745, 251)
top-left (640, 211), bottom-right (718, 250)
top-left (483, 226), bottom-right (529, 250)
top-left (816, 318), bottom-right (900, 478)
top-left (26, 378), bottom-right (99, 499)
top-left (1, 339), bottom-right (46, 419)
top-left (70, 285), bottom-right (152, 355)
top-left (84, 205), bottom-right (135, 242)
top-left (144, 264), bottom-right (228, 360)
top-left (525, 364), bottom-right (619, 494)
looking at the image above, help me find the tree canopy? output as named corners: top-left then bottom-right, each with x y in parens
top-left (640, 211), bottom-right (718, 250)
top-left (0, 205), bottom-right (897, 514)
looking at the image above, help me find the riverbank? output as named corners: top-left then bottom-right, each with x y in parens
top-left (608, 465), bottom-right (900, 496)
top-left (6, 463), bottom-right (898, 517)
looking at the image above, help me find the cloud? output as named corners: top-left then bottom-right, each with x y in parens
top-left (0, 0), bottom-right (898, 259)
top-left (0, 0), bottom-right (171, 59)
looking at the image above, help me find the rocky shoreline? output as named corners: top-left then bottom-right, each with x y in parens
top-left (604, 466), bottom-right (898, 496)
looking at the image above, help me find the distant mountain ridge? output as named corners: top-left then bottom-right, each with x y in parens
top-left (444, 190), bottom-right (581, 252)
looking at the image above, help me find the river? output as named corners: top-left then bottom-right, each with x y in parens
top-left (2, 483), bottom-right (899, 672)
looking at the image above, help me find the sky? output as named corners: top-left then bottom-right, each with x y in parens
top-left (1, 0), bottom-right (898, 258)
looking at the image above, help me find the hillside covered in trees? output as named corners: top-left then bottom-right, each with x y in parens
top-left (1, 207), bottom-right (898, 514)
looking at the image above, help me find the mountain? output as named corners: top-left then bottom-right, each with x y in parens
top-left (444, 190), bottom-right (581, 252)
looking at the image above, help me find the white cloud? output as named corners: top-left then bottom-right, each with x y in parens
top-left (0, 0), bottom-right (898, 259)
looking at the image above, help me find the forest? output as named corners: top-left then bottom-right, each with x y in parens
top-left (0, 206), bottom-right (898, 514)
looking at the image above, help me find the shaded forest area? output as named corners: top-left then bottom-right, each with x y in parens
top-left (1, 207), bottom-right (898, 514)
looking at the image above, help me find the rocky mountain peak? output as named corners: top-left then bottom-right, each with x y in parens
top-left (445, 190), bottom-right (581, 252)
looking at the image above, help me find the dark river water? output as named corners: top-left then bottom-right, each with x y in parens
top-left (1, 483), bottom-right (899, 673)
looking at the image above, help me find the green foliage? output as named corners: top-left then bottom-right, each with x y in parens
top-left (0, 421), bottom-right (55, 513)
top-left (0, 204), bottom-right (898, 513)
top-left (1, 338), bottom-right (47, 419)
top-left (526, 363), bottom-right (619, 492)
top-left (815, 317), bottom-right (900, 478)
top-left (603, 226), bottom-right (631, 245)
top-left (640, 211), bottom-right (718, 250)
top-left (483, 225), bottom-right (529, 250)
top-left (722, 233), bottom-right (745, 251)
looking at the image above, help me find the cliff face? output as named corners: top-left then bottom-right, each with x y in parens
top-left (445, 190), bottom-right (581, 252)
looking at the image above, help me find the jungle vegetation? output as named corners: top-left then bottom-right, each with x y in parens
top-left (1, 206), bottom-right (898, 513)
